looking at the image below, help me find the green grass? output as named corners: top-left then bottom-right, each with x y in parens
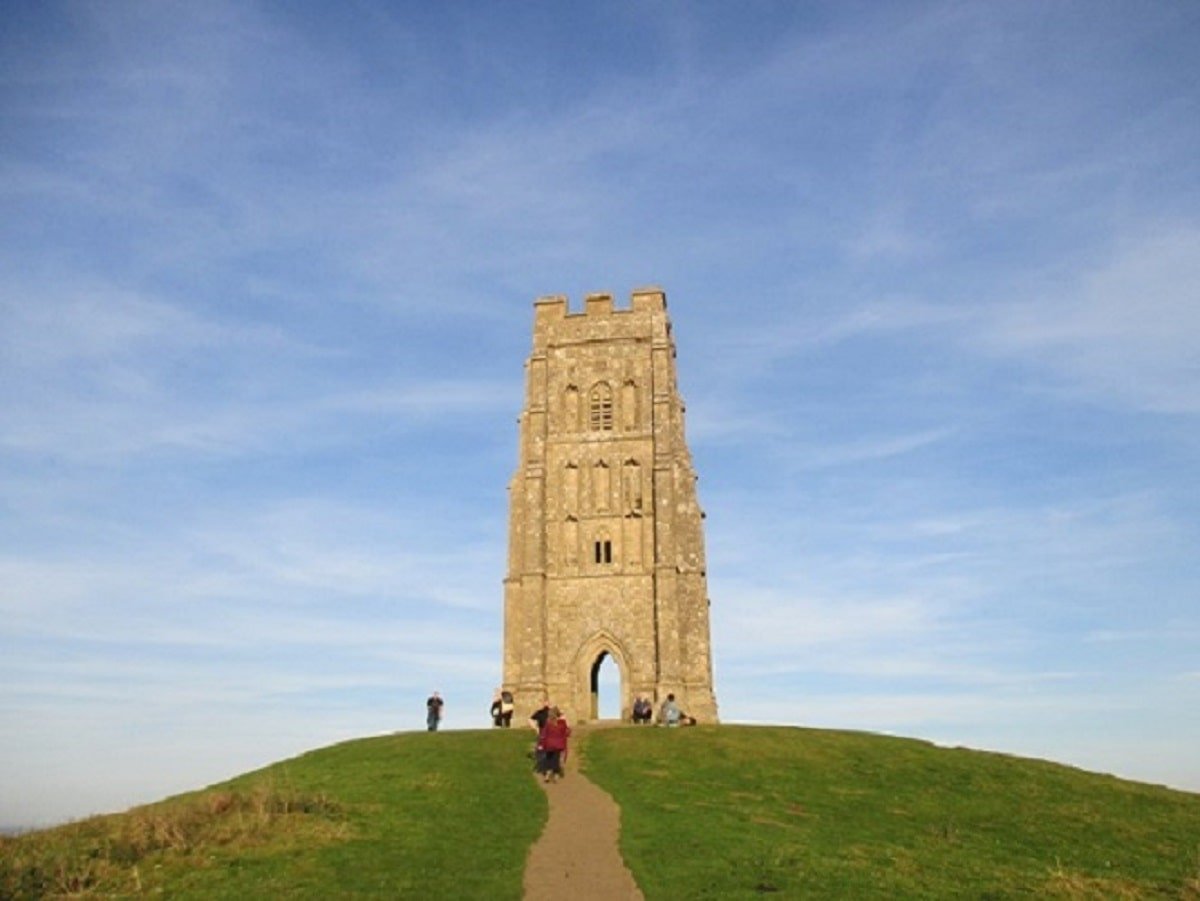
top-left (5, 725), bottom-right (1199, 899)
top-left (0, 729), bottom-right (544, 899)
top-left (582, 725), bottom-right (1200, 899)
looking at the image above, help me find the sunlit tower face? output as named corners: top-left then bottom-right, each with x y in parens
top-left (502, 289), bottom-right (718, 725)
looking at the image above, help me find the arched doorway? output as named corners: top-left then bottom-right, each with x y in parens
top-left (590, 651), bottom-right (622, 720)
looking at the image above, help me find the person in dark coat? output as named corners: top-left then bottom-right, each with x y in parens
top-left (529, 698), bottom-right (551, 771)
top-left (426, 691), bottom-right (444, 731)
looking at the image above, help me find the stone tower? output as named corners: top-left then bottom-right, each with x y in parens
top-left (502, 287), bottom-right (718, 724)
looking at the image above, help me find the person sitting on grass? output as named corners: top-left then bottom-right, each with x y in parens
top-left (659, 693), bottom-right (681, 727)
top-left (632, 696), bottom-right (652, 724)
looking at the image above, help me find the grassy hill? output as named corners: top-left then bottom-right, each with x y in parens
top-left (3, 725), bottom-right (1198, 899)
top-left (585, 727), bottom-right (1200, 898)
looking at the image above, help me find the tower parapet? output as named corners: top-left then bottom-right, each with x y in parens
top-left (535, 287), bottom-right (667, 318)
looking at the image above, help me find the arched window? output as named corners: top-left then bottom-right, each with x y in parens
top-left (593, 526), bottom-right (614, 566)
top-left (589, 383), bottom-right (614, 431)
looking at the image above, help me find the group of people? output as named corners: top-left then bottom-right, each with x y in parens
top-left (632, 692), bottom-right (697, 727)
top-left (425, 690), bottom-right (570, 783)
top-left (423, 689), bottom-right (693, 767)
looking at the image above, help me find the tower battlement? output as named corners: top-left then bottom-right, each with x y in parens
top-left (533, 286), bottom-right (667, 322)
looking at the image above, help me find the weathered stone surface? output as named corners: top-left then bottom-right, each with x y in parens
top-left (503, 288), bottom-right (718, 724)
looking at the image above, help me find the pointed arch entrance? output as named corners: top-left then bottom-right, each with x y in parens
top-left (575, 630), bottom-right (633, 722)
top-left (591, 652), bottom-right (621, 720)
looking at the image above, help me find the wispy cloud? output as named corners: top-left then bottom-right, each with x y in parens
top-left (0, 278), bottom-right (514, 462)
top-left (980, 226), bottom-right (1200, 414)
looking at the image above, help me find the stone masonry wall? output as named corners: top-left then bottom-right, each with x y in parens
top-left (503, 288), bottom-right (718, 725)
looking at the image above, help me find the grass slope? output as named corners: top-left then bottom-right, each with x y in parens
top-left (583, 726), bottom-right (1200, 899)
top-left (4, 725), bottom-right (1198, 899)
top-left (0, 729), bottom-right (544, 899)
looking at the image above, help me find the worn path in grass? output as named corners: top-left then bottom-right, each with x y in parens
top-left (523, 722), bottom-right (644, 901)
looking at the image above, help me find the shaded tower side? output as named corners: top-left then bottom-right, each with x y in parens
top-left (503, 287), bottom-right (717, 724)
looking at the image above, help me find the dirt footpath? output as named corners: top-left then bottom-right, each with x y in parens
top-left (522, 727), bottom-right (644, 900)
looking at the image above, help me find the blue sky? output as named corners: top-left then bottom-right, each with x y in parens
top-left (2, 1), bottom-right (1198, 827)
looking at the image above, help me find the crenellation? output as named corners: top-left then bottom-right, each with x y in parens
top-left (534, 295), bottom-right (568, 319)
top-left (584, 292), bottom-right (614, 316)
top-left (533, 288), bottom-right (668, 320)
top-left (630, 287), bottom-right (666, 315)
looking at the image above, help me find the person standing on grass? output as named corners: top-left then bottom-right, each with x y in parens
top-left (537, 707), bottom-right (571, 783)
top-left (426, 691), bottom-right (444, 732)
top-left (529, 698), bottom-right (551, 771)
top-left (529, 698), bottom-right (551, 732)
top-left (490, 688), bottom-right (515, 728)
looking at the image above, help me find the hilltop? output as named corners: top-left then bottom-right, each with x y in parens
top-left (3, 726), bottom-right (1198, 898)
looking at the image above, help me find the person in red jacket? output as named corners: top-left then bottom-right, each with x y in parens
top-left (537, 707), bottom-right (571, 783)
